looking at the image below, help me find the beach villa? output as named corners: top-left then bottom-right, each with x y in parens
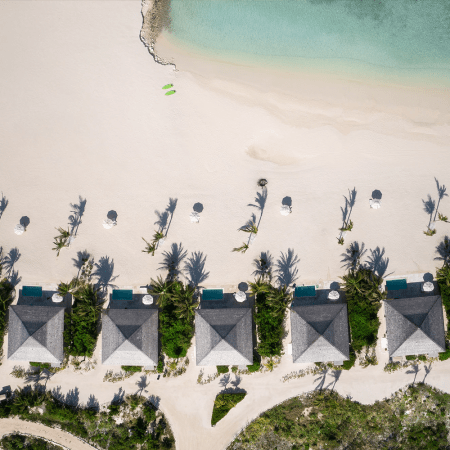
top-left (195, 309), bottom-right (253, 367)
top-left (290, 303), bottom-right (350, 365)
top-left (102, 308), bottom-right (159, 369)
top-left (385, 296), bottom-right (446, 359)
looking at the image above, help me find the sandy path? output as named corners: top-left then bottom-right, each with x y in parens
top-left (0, 418), bottom-right (96, 449)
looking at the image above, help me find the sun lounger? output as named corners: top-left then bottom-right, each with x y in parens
top-left (201, 289), bottom-right (224, 301)
top-left (386, 279), bottom-right (407, 291)
top-left (22, 286), bottom-right (42, 297)
top-left (294, 285), bottom-right (316, 297)
top-left (112, 289), bottom-right (133, 301)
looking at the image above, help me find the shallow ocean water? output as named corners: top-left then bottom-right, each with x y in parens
top-left (167, 0), bottom-right (450, 84)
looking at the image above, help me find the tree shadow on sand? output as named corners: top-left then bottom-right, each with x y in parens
top-left (68, 196), bottom-right (87, 237)
top-left (93, 256), bottom-right (119, 295)
top-left (340, 188), bottom-right (357, 229)
top-left (253, 251), bottom-right (274, 280)
top-left (155, 198), bottom-right (178, 236)
top-left (159, 242), bottom-right (187, 281)
top-left (275, 249), bottom-right (299, 287)
top-left (341, 241), bottom-right (367, 271)
top-left (366, 246), bottom-right (393, 278)
top-left (0, 193), bottom-right (8, 220)
top-left (184, 251), bottom-right (209, 288)
top-left (435, 236), bottom-right (450, 266)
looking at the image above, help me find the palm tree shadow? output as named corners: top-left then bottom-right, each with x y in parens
top-left (3, 248), bottom-right (21, 275)
top-left (248, 189), bottom-right (268, 228)
top-left (423, 195), bottom-right (436, 227)
top-left (68, 196), bottom-right (87, 237)
top-left (275, 249), bottom-right (299, 287)
top-left (423, 363), bottom-right (432, 383)
top-left (159, 243), bottom-right (188, 280)
top-left (434, 178), bottom-right (448, 221)
top-left (253, 251), bottom-right (274, 280)
top-left (184, 251), bottom-right (209, 288)
top-left (72, 250), bottom-right (92, 276)
top-left (341, 241), bottom-right (366, 271)
top-left (314, 368), bottom-right (328, 391)
top-left (340, 188), bottom-right (357, 228)
top-left (93, 256), bottom-right (119, 295)
top-left (435, 236), bottom-right (450, 265)
top-left (366, 247), bottom-right (393, 278)
top-left (0, 193), bottom-right (8, 220)
top-left (406, 364), bottom-right (420, 385)
top-left (155, 198), bottom-right (178, 236)
top-left (330, 369), bottom-right (342, 391)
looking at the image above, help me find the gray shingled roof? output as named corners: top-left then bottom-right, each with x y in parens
top-left (102, 309), bottom-right (158, 366)
top-left (7, 305), bottom-right (65, 363)
top-left (385, 296), bottom-right (446, 357)
top-left (291, 304), bottom-right (350, 363)
top-left (195, 308), bottom-right (253, 366)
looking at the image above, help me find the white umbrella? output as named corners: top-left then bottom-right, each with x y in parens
top-left (14, 224), bottom-right (24, 235)
top-left (328, 290), bottom-right (340, 301)
top-left (370, 199), bottom-right (381, 209)
top-left (142, 294), bottom-right (154, 305)
top-left (190, 212), bottom-right (200, 223)
top-left (422, 282), bottom-right (434, 293)
top-left (280, 205), bottom-right (291, 216)
top-left (103, 218), bottom-right (117, 229)
top-left (234, 291), bottom-right (246, 302)
top-left (52, 293), bottom-right (64, 303)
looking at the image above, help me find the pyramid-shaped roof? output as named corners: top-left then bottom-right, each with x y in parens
top-left (102, 309), bottom-right (158, 366)
top-left (7, 305), bottom-right (65, 363)
top-left (195, 309), bottom-right (253, 366)
top-left (291, 304), bottom-right (349, 363)
top-left (385, 296), bottom-right (445, 357)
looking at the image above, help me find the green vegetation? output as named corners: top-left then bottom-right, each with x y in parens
top-left (232, 243), bottom-right (249, 254)
top-left (0, 388), bottom-right (175, 450)
top-left (30, 362), bottom-right (52, 370)
top-left (229, 384), bottom-right (450, 449)
top-left (0, 434), bottom-right (62, 450)
top-left (436, 260), bottom-right (450, 360)
top-left (239, 222), bottom-right (258, 234)
top-left (211, 393), bottom-right (246, 426)
top-left (250, 280), bottom-right (290, 358)
top-left (340, 266), bottom-right (385, 367)
top-left (142, 231), bottom-right (165, 256)
top-left (150, 276), bottom-right (197, 359)
top-left (60, 257), bottom-right (103, 358)
top-left (52, 227), bottom-right (71, 256)
top-left (121, 365), bottom-right (142, 373)
top-left (0, 267), bottom-right (14, 363)
top-left (217, 365), bottom-right (229, 374)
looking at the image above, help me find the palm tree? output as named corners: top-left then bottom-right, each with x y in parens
top-left (337, 237), bottom-right (344, 245)
top-left (53, 238), bottom-right (68, 257)
top-left (248, 278), bottom-right (270, 297)
top-left (150, 275), bottom-right (174, 307)
top-left (438, 213), bottom-right (449, 223)
top-left (153, 230), bottom-right (165, 242)
top-left (142, 237), bottom-right (157, 256)
top-left (233, 243), bottom-right (249, 253)
top-left (239, 222), bottom-right (258, 234)
top-left (58, 278), bottom-right (79, 296)
top-left (436, 264), bottom-right (450, 287)
top-left (56, 227), bottom-right (71, 239)
top-left (339, 219), bottom-right (354, 232)
top-left (267, 285), bottom-right (290, 317)
top-left (173, 283), bottom-right (198, 320)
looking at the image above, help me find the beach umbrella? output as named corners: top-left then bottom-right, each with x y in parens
top-left (52, 293), bottom-right (64, 303)
top-left (369, 199), bottom-right (381, 209)
top-left (422, 282), bottom-right (434, 293)
top-left (234, 291), bottom-right (247, 302)
top-left (103, 218), bottom-right (117, 229)
top-left (142, 294), bottom-right (154, 305)
top-left (280, 205), bottom-right (292, 216)
top-left (328, 290), bottom-right (340, 301)
top-left (14, 224), bottom-right (24, 235)
top-left (190, 212), bottom-right (200, 223)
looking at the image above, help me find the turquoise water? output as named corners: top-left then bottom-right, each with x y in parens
top-left (167, 0), bottom-right (450, 84)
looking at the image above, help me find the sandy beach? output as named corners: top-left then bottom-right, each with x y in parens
top-left (1, 0), bottom-right (450, 448)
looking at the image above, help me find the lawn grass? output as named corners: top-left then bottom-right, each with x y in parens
top-left (211, 393), bottom-right (246, 426)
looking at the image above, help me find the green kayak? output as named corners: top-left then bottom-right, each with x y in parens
top-left (165, 90), bottom-right (176, 96)
top-left (162, 84), bottom-right (173, 89)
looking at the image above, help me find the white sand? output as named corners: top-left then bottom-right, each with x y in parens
top-left (1, 1), bottom-right (450, 448)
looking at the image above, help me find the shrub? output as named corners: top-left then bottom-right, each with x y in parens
top-left (247, 360), bottom-right (261, 372)
top-left (0, 277), bottom-right (14, 358)
top-left (340, 267), bottom-right (384, 354)
top-left (251, 281), bottom-right (290, 358)
top-left (157, 359), bottom-right (164, 373)
top-left (143, 403), bottom-right (157, 422)
top-left (121, 365), bottom-right (142, 373)
top-left (152, 278), bottom-right (196, 359)
top-left (211, 393), bottom-right (246, 426)
top-left (30, 362), bottom-right (51, 370)
top-left (437, 264), bottom-right (450, 360)
top-left (217, 365), bottom-right (229, 374)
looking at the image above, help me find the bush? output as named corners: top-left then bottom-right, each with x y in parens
top-left (341, 267), bottom-right (383, 354)
top-left (143, 403), bottom-right (157, 422)
top-left (437, 264), bottom-right (450, 360)
top-left (0, 277), bottom-right (14, 357)
top-left (30, 362), bottom-right (51, 370)
top-left (211, 393), bottom-right (246, 426)
top-left (217, 365), bottom-right (229, 374)
top-left (251, 283), bottom-right (290, 358)
top-left (342, 346), bottom-right (356, 370)
top-left (64, 284), bottom-right (103, 358)
top-left (121, 365), bottom-right (142, 373)
top-left (157, 359), bottom-right (164, 373)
